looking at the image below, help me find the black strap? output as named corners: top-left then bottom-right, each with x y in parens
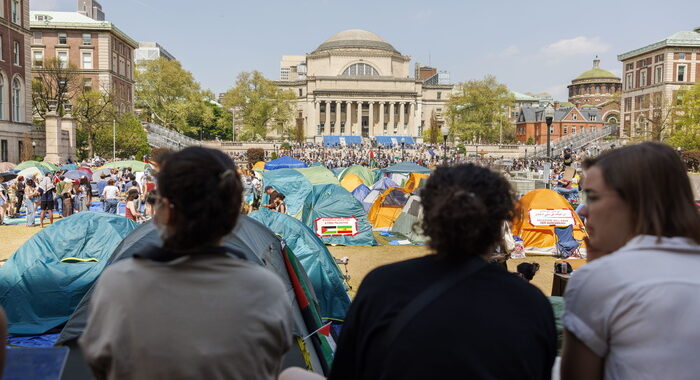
top-left (383, 257), bottom-right (488, 350)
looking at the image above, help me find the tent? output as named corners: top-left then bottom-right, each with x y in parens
top-left (404, 172), bottom-right (429, 193)
top-left (249, 209), bottom-right (351, 320)
top-left (264, 156), bottom-right (308, 170)
top-left (380, 162), bottom-right (431, 174)
top-left (360, 177), bottom-right (399, 212)
top-left (295, 166), bottom-right (339, 186)
top-left (263, 169), bottom-right (314, 219)
top-left (301, 184), bottom-right (377, 246)
top-left (102, 160), bottom-right (152, 172)
top-left (253, 161), bottom-right (266, 171)
top-left (340, 173), bottom-right (364, 192)
top-left (391, 195), bottom-right (427, 243)
top-left (351, 184), bottom-right (371, 203)
top-left (57, 217), bottom-right (336, 376)
top-left (511, 189), bottom-right (587, 255)
top-left (0, 212), bottom-right (138, 335)
top-left (339, 165), bottom-right (375, 187)
top-left (367, 187), bottom-right (411, 228)
top-left (16, 160), bottom-right (59, 172)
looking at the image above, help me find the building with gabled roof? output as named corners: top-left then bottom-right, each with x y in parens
top-left (514, 104), bottom-right (604, 144)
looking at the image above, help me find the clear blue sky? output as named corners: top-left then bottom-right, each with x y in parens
top-left (33, 0), bottom-right (700, 100)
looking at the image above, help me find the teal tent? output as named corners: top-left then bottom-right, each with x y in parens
top-left (381, 162), bottom-right (431, 174)
top-left (262, 169), bottom-right (313, 219)
top-left (0, 212), bottom-right (138, 335)
top-left (302, 184), bottom-right (377, 246)
top-left (249, 209), bottom-right (350, 320)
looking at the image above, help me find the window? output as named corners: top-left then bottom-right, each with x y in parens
top-left (57, 51), bottom-right (68, 68)
top-left (572, 114), bottom-right (577, 120)
top-left (437, 92), bottom-right (442, 100)
top-left (625, 63), bottom-right (633, 71)
top-left (341, 63), bottom-right (379, 76)
top-left (624, 98), bottom-right (632, 111)
top-left (654, 53), bottom-right (664, 63)
top-left (0, 76), bottom-right (4, 120)
top-left (83, 78), bottom-right (92, 92)
top-left (677, 65), bottom-right (686, 81)
top-left (82, 33), bottom-right (92, 45)
top-left (58, 33), bottom-right (67, 45)
top-left (0, 37), bottom-right (3, 61)
top-left (654, 65), bottom-right (663, 83)
top-left (298, 89), bottom-right (302, 97)
top-left (112, 53), bottom-right (117, 71)
top-left (33, 32), bottom-right (42, 44)
top-left (678, 52), bottom-right (686, 60)
top-left (12, 78), bottom-right (21, 122)
top-left (563, 126), bottom-right (568, 134)
top-left (82, 52), bottom-right (93, 69)
top-left (12, 41), bottom-right (19, 65)
top-left (0, 140), bottom-right (7, 162)
top-left (625, 73), bottom-right (633, 90)
top-left (11, 0), bottom-right (19, 24)
top-left (589, 115), bottom-right (596, 121)
top-left (572, 126), bottom-right (576, 134)
top-left (640, 70), bottom-right (647, 87)
top-left (32, 50), bottom-right (43, 67)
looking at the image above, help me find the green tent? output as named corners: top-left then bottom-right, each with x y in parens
top-left (103, 160), bottom-right (152, 172)
top-left (296, 166), bottom-right (340, 186)
top-left (15, 160), bottom-right (59, 172)
top-left (339, 165), bottom-right (375, 187)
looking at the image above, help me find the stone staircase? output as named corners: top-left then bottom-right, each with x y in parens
top-left (529, 124), bottom-right (617, 158)
top-left (143, 122), bottom-right (201, 150)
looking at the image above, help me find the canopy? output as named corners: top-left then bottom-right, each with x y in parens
top-left (340, 173), bottom-right (364, 192)
top-left (323, 136), bottom-right (362, 147)
top-left (0, 212), bottom-right (138, 335)
top-left (60, 164), bottom-right (79, 171)
top-left (17, 166), bottom-right (49, 180)
top-left (0, 162), bottom-right (16, 172)
top-left (264, 156), bottom-right (308, 170)
top-left (511, 189), bottom-right (587, 253)
top-left (375, 136), bottom-right (415, 147)
top-left (381, 162), bottom-right (431, 174)
top-left (249, 209), bottom-right (351, 320)
top-left (16, 161), bottom-right (58, 172)
top-left (103, 160), bottom-right (152, 172)
top-left (339, 165), bottom-right (375, 187)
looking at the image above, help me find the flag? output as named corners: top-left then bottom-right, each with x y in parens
top-left (303, 322), bottom-right (333, 340)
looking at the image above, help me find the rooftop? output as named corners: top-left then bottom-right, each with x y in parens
top-left (313, 29), bottom-right (400, 54)
top-left (573, 57), bottom-right (619, 81)
top-left (618, 27), bottom-right (700, 61)
top-left (30, 11), bottom-right (138, 47)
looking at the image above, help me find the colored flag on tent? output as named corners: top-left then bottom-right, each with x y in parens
top-left (303, 322), bottom-right (333, 340)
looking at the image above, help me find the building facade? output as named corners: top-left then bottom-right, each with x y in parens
top-left (515, 105), bottom-right (604, 145)
top-left (618, 27), bottom-right (700, 139)
top-left (276, 30), bottom-right (453, 143)
top-left (135, 41), bottom-right (175, 65)
top-left (30, 11), bottom-right (138, 113)
top-left (568, 57), bottom-right (622, 125)
top-left (0, 0), bottom-right (35, 163)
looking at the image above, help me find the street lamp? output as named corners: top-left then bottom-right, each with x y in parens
top-left (400, 137), bottom-right (405, 162)
top-left (229, 107), bottom-right (239, 142)
top-left (544, 104), bottom-right (555, 160)
top-left (441, 125), bottom-right (449, 166)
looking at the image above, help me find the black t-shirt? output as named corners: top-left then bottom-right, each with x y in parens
top-left (329, 255), bottom-right (557, 380)
top-left (563, 153), bottom-right (573, 166)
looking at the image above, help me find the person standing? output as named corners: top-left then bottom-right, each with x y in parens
top-left (13, 176), bottom-right (24, 216)
top-left (38, 172), bottom-right (56, 227)
top-left (24, 179), bottom-right (39, 227)
top-left (101, 179), bottom-right (120, 215)
top-left (61, 178), bottom-right (74, 218)
top-left (124, 190), bottom-right (143, 222)
top-left (96, 174), bottom-right (108, 211)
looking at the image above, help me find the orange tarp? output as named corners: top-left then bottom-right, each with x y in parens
top-left (511, 189), bottom-right (587, 249)
top-left (253, 161), bottom-right (265, 171)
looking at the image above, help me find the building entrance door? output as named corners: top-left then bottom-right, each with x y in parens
top-left (362, 116), bottom-right (369, 138)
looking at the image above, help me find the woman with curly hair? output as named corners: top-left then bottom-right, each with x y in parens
top-left (326, 164), bottom-right (557, 380)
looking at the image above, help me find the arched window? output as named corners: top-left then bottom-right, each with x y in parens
top-left (0, 76), bottom-right (4, 120)
top-left (342, 63), bottom-right (379, 76)
top-left (12, 77), bottom-right (21, 122)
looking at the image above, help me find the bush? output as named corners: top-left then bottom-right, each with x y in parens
top-left (526, 137), bottom-right (535, 145)
top-left (247, 148), bottom-right (265, 166)
top-left (682, 150), bottom-right (700, 172)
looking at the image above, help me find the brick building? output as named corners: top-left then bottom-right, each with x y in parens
top-left (568, 57), bottom-right (622, 125)
top-left (0, 0), bottom-right (35, 163)
top-left (515, 104), bottom-right (604, 145)
top-left (617, 26), bottom-right (700, 139)
top-left (29, 11), bottom-right (137, 113)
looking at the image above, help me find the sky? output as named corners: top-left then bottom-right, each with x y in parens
top-left (32, 0), bottom-right (700, 100)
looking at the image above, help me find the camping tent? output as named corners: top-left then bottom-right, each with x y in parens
top-left (367, 187), bottom-right (411, 228)
top-left (296, 166), bottom-right (339, 186)
top-left (262, 169), bottom-right (314, 218)
top-left (361, 177), bottom-right (399, 212)
top-left (102, 160), bottom-right (152, 172)
top-left (57, 216), bottom-right (335, 375)
top-left (404, 173), bottom-right (429, 193)
top-left (511, 189), bottom-right (587, 254)
top-left (390, 195), bottom-right (427, 243)
top-left (249, 209), bottom-right (351, 320)
top-left (264, 156), bottom-right (308, 170)
top-left (339, 165), bottom-right (375, 187)
top-left (0, 212), bottom-right (138, 335)
top-left (380, 162), bottom-right (431, 174)
top-left (301, 184), bottom-right (377, 246)
top-left (253, 161), bottom-right (265, 171)
top-left (351, 184), bottom-right (371, 203)
top-left (340, 173), bottom-right (364, 192)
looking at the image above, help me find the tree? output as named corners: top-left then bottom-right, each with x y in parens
top-left (92, 114), bottom-right (149, 160)
top-left (135, 57), bottom-right (202, 133)
top-left (447, 75), bottom-right (514, 144)
top-left (667, 82), bottom-right (700, 150)
top-left (73, 90), bottom-right (116, 158)
top-left (421, 111), bottom-right (440, 144)
top-left (220, 71), bottom-right (296, 140)
top-left (32, 57), bottom-right (82, 121)
top-left (637, 91), bottom-right (678, 142)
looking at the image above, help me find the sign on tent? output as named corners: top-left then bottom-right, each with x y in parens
top-left (529, 209), bottom-right (576, 227)
top-left (315, 217), bottom-right (359, 237)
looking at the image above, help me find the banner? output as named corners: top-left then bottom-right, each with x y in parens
top-left (529, 209), bottom-right (576, 227)
top-left (315, 217), bottom-right (359, 237)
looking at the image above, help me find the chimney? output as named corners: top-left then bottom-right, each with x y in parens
top-left (553, 101), bottom-right (560, 110)
top-left (415, 62), bottom-right (420, 79)
top-left (575, 101), bottom-right (581, 109)
top-left (593, 55), bottom-right (600, 69)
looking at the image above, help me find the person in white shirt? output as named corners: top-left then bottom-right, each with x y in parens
top-left (101, 179), bottom-right (121, 214)
top-left (561, 142), bottom-right (700, 380)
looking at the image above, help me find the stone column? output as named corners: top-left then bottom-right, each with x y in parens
top-left (310, 100), bottom-right (319, 137)
top-left (324, 100), bottom-right (330, 135)
top-left (345, 101), bottom-right (352, 135)
top-left (368, 102), bottom-right (375, 138)
top-left (389, 102), bottom-right (395, 135)
top-left (409, 102), bottom-right (416, 137)
top-left (44, 109), bottom-right (61, 165)
top-left (379, 102), bottom-right (385, 135)
top-left (399, 102), bottom-right (406, 134)
top-left (61, 112), bottom-right (76, 161)
top-left (356, 100), bottom-right (362, 136)
top-left (334, 100), bottom-right (341, 135)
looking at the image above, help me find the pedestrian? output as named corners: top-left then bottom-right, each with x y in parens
top-left (13, 176), bottom-right (24, 217)
top-left (124, 190), bottom-right (143, 222)
top-left (24, 178), bottom-right (39, 227)
top-left (96, 174), bottom-right (108, 211)
top-left (0, 178), bottom-right (7, 225)
top-left (61, 178), bottom-right (74, 218)
top-left (101, 179), bottom-right (120, 214)
top-left (38, 172), bottom-right (56, 228)
top-left (77, 177), bottom-right (89, 212)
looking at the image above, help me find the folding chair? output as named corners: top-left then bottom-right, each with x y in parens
top-left (554, 225), bottom-right (582, 258)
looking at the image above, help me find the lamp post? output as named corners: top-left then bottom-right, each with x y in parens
top-left (32, 141), bottom-right (36, 158)
top-left (229, 107), bottom-right (239, 142)
top-left (441, 125), bottom-right (449, 166)
top-left (544, 104), bottom-right (555, 160)
top-left (400, 137), bottom-right (405, 162)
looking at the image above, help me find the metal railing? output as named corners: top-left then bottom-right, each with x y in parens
top-left (143, 122), bottom-right (201, 150)
top-left (529, 124), bottom-right (616, 158)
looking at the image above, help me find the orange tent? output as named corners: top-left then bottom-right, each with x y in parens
top-left (367, 187), bottom-right (410, 228)
top-left (511, 189), bottom-right (587, 250)
top-left (253, 161), bottom-right (265, 171)
top-left (340, 173), bottom-right (364, 192)
top-left (403, 173), bottom-right (429, 193)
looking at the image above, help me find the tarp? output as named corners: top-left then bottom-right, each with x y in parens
top-left (0, 213), bottom-right (138, 335)
top-left (323, 136), bottom-right (362, 147)
top-left (339, 165), bottom-right (375, 187)
top-left (264, 156), bottom-right (308, 170)
top-left (381, 162), bottom-right (431, 174)
top-left (262, 169), bottom-right (313, 219)
top-left (351, 184), bottom-right (371, 204)
top-left (511, 189), bottom-right (587, 252)
top-left (249, 209), bottom-right (351, 320)
top-left (296, 166), bottom-right (340, 186)
top-left (302, 184), bottom-right (377, 246)
top-left (340, 173), bottom-right (364, 192)
top-left (375, 136), bottom-right (415, 147)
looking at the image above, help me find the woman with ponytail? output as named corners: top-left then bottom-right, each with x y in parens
top-left (80, 147), bottom-right (293, 380)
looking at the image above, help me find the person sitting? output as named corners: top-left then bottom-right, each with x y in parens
top-left (273, 193), bottom-right (287, 214)
top-left (261, 186), bottom-right (279, 210)
top-left (79, 147), bottom-right (293, 380)
top-left (124, 190), bottom-right (144, 222)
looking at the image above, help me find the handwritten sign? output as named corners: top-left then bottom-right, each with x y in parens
top-left (529, 209), bottom-right (576, 227)
top-left (315, 217), bottom-right (359, 237)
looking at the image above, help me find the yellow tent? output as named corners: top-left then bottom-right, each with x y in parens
top-left (404, 173), bottom-right (429, 193)
top-left (340, 173), bottom-right (364, 192)
top-left (511, 189), bottom-right (587, 250)
top-left (253, 161), bottom-right (265, 171)
top-left (367, 187), bottom-right (410, 228)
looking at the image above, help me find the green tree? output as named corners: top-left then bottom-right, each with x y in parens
top-left (668, 83), bottom-right (700, 150)
top-left (92, 114), bottom-right (150, 159)
top-left (447, 75), bottom-right (514, 144)
top-left (32, 57), bottom-right (82, 121)
top-left (73, 90), bottom-right (116, 158)
top-left (421, 111), bottom-right (440, 144)
top-left (135, 57), bottom-right (202, 133)
top-left (220, 71), bottom-right (296, 140)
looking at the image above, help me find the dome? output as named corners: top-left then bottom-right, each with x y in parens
top-left (573, 57), bottom-right (619, 81)
top-left (314, 29), bottom-right (399, 54)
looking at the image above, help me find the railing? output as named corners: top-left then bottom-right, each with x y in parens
top-left (143, 122), bottom-right (201, 150)
top-left (529, 124), bottom-right (616, 158)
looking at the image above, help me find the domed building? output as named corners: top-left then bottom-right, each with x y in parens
top-left (567, 57), bottom-right (622, 125)
top-left (276, 30), bottom-right (453, 144)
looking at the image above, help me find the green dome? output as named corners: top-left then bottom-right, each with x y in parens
top-left (575, 67), bottom-right (618, 80)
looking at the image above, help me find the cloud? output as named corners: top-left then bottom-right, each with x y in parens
top-left (541, 36), bottom-right (611, 57)
top-left (498, 45), bottom-right (520, 58)
top-left (544, 83), bottom-right (570, 102)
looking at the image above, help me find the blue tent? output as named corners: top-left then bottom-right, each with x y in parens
top-left (262, 169), bottom-right (313, 219)
top-left (351, 184), bottom-right (371, 203)
top-left (302, 184), bottom-right (377, 246)
top-left (249, 209), bottom-right (351, 320)
top-left (381, 161), bottom-right (431, 174)
top-left (264, 156), bottom-right (308, 170)
top-left (0, 213), bottom-right (138, 335)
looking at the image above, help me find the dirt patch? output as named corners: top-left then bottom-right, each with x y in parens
top-left (0, 225), bottom-right (41, 262)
